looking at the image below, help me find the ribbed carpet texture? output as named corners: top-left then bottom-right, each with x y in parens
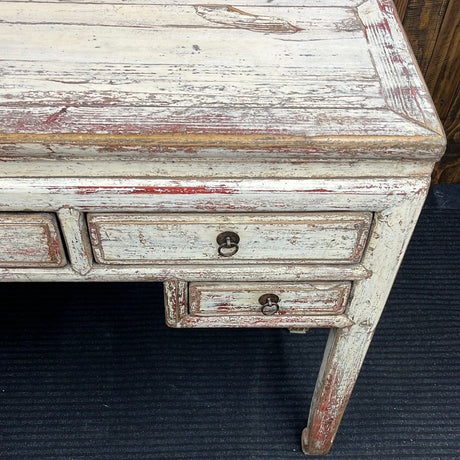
top-left (1, 186), bottom-right (459, 459)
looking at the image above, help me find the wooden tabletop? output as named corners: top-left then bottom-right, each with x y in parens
top-left (0, 0), bottom-right (445, 158)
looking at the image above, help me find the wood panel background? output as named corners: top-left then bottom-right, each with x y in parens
top-left (394, 0), bottom-right (459, 183)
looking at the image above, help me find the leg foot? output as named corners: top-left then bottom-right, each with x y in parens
top-left (301, 427), bottom-right (332, 456)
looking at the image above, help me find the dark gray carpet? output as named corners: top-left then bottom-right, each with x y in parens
top-left (1, 185), bottom-right (459, 459)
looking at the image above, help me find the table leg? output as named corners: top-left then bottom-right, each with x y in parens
top-left (302, 188), bottom-right (429, 455)
top-left (301, 325), bottom-right (374, 455)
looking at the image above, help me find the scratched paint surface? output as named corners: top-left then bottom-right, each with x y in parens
top-left (165, 280), bottom-right (354, 329)
top-left (0, 213), bottom-right (66, 267)
top-left (86, 212), bottom-right (372, 264)
top-left (0, 0), bottom-right (443, 156)
top-left (189, 282), bottom-right (351, 316)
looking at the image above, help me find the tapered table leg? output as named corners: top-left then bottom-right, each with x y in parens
top-left (302, 326), bottom-right (374, 455)
top-left (302, 190), bottom-right (429, 455)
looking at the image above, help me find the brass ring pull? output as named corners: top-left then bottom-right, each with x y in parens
top-left (217, 231), bottom-right (240, 257)
top-left (259, 294), bottom-right (280, 316)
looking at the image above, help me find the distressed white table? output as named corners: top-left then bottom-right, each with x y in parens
top-left (0, 0), bottom-right (446, 455)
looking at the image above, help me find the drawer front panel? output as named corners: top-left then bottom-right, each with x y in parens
top-left (189, 282), bottom-right (351, 318)
top-left (87, 213), bottom-right (372, 265)
top-left (0, 213), bottom-right (66, 267)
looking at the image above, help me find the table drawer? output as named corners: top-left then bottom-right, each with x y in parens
top-left (190, 282), bottom-right (350, 316)
top-left (0, 213), bottom-right (66, 267)
top-left (87, 213), bottom-right (372, 265)
top-left (165, 280), bottom-right (353, 329)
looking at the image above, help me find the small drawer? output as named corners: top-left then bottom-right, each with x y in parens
top-left (0, 213), bottom-right (66, 267)
top-left (165, 280), bottom-right (353, 329)
top-left (87, 212), bottom-right (372, 265)
top-left (190, 282), bottom-right (350, 317)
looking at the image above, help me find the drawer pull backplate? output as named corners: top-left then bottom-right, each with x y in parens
top-left (217, 231), bottom-right (240, 257)
top-left (259, 293), bottom-right (280, 316)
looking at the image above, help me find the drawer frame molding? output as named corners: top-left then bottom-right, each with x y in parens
top-left (86, 212), bottom-right (372, 265)
top-left (165, 280), bottom-right (354, 329)
top-left (0, 213), bottom-right (67, 268)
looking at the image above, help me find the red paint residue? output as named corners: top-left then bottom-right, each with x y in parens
top-left (50, 237), bottom-right (62, 263)
top-left (44, 107), bottom-right (68, 125)
top-left (379, 0), bottom-right (395, 17)
top-left (127, 185), bottom-right (236, 195)
top-left (302, 189), bottom-right (331, 193)
top-left (73, 185), bottom-right (237, 195)
top-left (309, 367), bottom-right (338, 445)
top-left (377, 17), bottom-right (391, 34)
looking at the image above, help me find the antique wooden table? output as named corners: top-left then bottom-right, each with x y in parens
top-left (0, 0), bottom-right (445, 455)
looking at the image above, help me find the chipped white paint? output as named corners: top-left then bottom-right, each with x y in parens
top-left (166, 280), bottom-right (354, 329)
top-left (3, 0), bottom-right (366, 5)
top-left (0, 213), bottom-right (66, 267)
top-left (189, 281), bottom-right (351, 316)
top-left (0, 158), bottom-right (437, 179)
top-left (0, 263), bottom-right (370, 283)
top-left (0, 143), bottom-right (444, 161)
top-left (357, 0), bottom-right (439, 131)
top-left (302, 192), bottom-right (429, 455)
top-left (0, 177), bottom-right (431, 212)
top-left (164, 279), bottom-right (188, 328)
top-left (87, 213), bottom-right (371, 265)
top-left (57, 207), bottom-right (93, 275)
top-left (0, 0), bottom-right (446, 456)
top-left (0, 0), bottom-right (444, 156)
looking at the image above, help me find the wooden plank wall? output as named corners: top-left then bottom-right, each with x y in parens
top-left (395, 0), bottom-right (459, 183)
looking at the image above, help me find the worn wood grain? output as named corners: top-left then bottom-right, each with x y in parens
top-left (0, 263), bottom-right (370, 283)
top-left (433, 143), bottom-right (460, 183)
top-left (0, 177), bottom-right (432, 213)
top-left (0, 135), bottom-right (445, 160)
top-left (0, 0), bottom-right (444, 158)
top-left (168, 314), bottom-right (353, 329)
top-left (423, 0), bottom-right (459, 141)
top-left (1, 0), bottom-right (364, 5)
top-left (400, 0), bottom-right (450, 74)
top-left (444, 92), bottom-right (459, 144)
top-left (358, 0), bottom-right (441, 132)
top-left (0, 158), bottom-right (437, 179)
top-left (393, 0), bottom-right (409, 20)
